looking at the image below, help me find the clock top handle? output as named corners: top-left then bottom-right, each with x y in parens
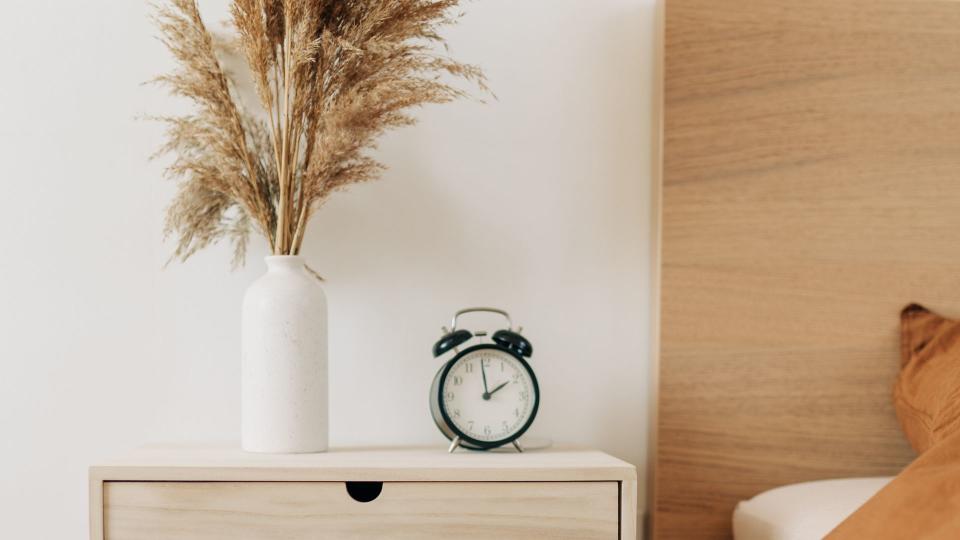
top-left (451, 307), bottom-right (513, 332)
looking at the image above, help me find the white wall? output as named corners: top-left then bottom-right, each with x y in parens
top-left (0, 0), bottom-right (656, 537)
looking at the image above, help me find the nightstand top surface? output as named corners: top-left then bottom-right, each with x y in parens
top-left (91, 443), bottom-right (636, 482)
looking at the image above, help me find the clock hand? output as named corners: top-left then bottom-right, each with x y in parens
top-left (487, 381), bottom-right (509, 397)
top-left (480, 359), bottom-right (490, 399)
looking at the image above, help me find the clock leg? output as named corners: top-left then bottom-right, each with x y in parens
top-left (512, 440), bottom-right (524, 453)
top-left (448, 436), bottom-right (462, 454)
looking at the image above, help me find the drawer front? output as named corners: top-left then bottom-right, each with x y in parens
top-left (103, 481), bottom-right (620, 539)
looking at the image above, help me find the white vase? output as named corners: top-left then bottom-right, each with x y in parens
top-left (241, 255), bottom-right (328, 453)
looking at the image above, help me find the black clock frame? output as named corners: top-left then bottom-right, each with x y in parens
top-left (430, 343), bottom-right (540, 451)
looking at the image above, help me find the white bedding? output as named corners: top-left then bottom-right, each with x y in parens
top-left (732, 477), bottom-right (893, 540)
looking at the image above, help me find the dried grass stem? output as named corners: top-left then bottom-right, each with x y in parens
top-left (154, 0), bottom-right (486, 266)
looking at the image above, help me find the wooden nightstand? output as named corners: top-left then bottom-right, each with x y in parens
top-left (90, 444), bottom-right (636, 539)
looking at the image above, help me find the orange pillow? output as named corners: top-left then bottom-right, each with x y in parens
top-left (828, 428), bottom-right (960, 539)
top-left (894, 304), bottom-right (960, 454)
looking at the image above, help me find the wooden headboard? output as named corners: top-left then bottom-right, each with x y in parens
top-left (654, 0), bottom-right (960, 538)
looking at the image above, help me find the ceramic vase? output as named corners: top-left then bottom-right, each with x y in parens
top-left (241, 255), bottom-right (328, 453)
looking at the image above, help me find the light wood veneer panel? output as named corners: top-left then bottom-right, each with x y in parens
top-left (104, 481), bottom-right (619, 540)
top-left (90, 445), bottom-right (636, 539)
top-left (656, 0), bottom-right (960, 538)
top-left (90, 444), bottom-right (634, 482)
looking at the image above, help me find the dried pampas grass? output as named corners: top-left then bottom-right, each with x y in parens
top-left (152, 0), bottom-right (486, 266)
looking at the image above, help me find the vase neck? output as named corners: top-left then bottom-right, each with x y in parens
top-left (265, 255), bottom-right (306, 272)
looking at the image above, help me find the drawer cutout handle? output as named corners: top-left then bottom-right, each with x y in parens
top-left (345, 481), bottom-right (383, 503)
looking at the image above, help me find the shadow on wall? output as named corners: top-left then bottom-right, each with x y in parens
top-left (298, 152), bottom-right (472, 288)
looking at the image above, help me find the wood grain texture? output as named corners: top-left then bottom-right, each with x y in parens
top-left (104, 481), bottom-right (618, 540)
top-left (655, 0), bottom-right (960, 538)
top-left (90, 444), bottom-right (636, 540)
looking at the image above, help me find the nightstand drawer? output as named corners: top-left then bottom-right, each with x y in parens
top-left (103, 480), bottom-right (619, 539)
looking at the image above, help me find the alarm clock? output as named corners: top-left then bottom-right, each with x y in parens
top-left (429, 308), bottom-right (539, 453)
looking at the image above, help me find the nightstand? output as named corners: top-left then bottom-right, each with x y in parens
top-left (90, 444), bottom-right (636, 539)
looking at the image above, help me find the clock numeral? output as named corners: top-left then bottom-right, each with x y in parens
top-left (445, 391), bottom-right (455, 400)
top-left (483, 425), bottom-right (492, 435)
top-left (514, 408), bottom-right (520, 418)
top-left (468, 421), bottom-right (475, 430)
top-left (501, 420), bottom-right (509, 430)
top-left (482, 358), bottom-right (491, 368)
top-left (500, 360), bottom-right (505, 372)
top-left (453, 409), bottom-right (461, 418)
top-left (512, 373), bottom-right (521, 382)
top-left (519, 390), bottom-right (529, 401)
top-left (465, 362), bottom-right (474, 374)
top-left (452, 376), bottom-right (463, 386)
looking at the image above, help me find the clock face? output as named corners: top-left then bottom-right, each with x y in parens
top-left (440, 347), bottom-right (537, 444)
